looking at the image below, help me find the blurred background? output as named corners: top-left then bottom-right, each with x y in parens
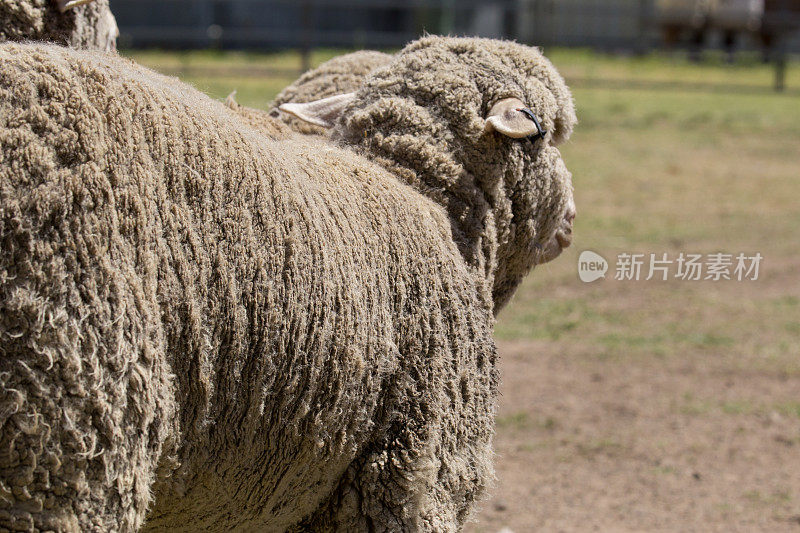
top-left (116, 1), bottom-right (800, 531)
top-left (114, 0), bottom-right (800, 89)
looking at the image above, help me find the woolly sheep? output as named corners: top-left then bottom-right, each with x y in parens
top-left (0, 35), bottom-right (576, 532)
top-left (225, 51), bottom-right (393, 138)
top-left (270, 50), bottom-right (393, 135)
top-left (0, 0), bottom-right (118, 51)
top-left (282, 36), bottom-right (577, 309)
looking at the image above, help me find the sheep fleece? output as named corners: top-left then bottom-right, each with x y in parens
top-left (0, 43), bottom-right (497, 532)
top-left (0, 0), bottom-right (117, 51)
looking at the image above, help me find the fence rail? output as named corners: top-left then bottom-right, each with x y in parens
top-left (113, 0), bottom-right (799, 91)
top-left (113, 0), bottom-right (800, 52)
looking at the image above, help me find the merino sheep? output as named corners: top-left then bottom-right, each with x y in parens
top-left (0, 35), bottom-right (575, 532)
top-left (225, 51), bottom-right (393, 138)
top-left (270, 50), bottom-right (393, 135)
top-left (282, 37), bottom-right (577, 310)
top-left (0, 0), bottom-right (117, 51)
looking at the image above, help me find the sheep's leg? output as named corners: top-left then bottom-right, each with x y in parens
top-left (295, 441), bottom-right (471, 532)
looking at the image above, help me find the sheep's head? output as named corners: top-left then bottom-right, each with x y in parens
top-left (281, 36), bottom-right (576, 313)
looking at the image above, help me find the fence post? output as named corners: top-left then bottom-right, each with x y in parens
top-left (774, 37), bottom-right (787, 93)
top-left (301, 0), bottom-right (313, 73)
top-left (441, 0), bottom-right (455, 35)
top-left (636, 0), bottom-right (650, 55)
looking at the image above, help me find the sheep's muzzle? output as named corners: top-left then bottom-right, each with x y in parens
top-left (539, 199), bottom-right (576, 264)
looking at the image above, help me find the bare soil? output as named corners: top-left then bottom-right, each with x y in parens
top-left (465, 340), bottom-right (800, 533)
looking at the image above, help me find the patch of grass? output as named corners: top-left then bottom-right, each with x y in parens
top-left (575, 438), bottom-right (624, 457)
top-left (687, 333), bottom-right (736, 349)
top-left (720, 400), bottom-right (755, 415)
top-left (496, 412), bottom-right (560, 432)
top-left (546, 48), bottom-right (800, 93)
top-left (672, 396), bottom-right (800, 418)
top-left (653, 465), bottom-right (678, 476)
top-left (775, 402), bottom-right (800, 419)
top-left (496, 411), bottom-right (531, 430)
top-left (494, 298), bottom-right (602, 341)
top-left (678, 392), bottom-right (714, 416)
top-left (743, 489), bottom-right (792, 505)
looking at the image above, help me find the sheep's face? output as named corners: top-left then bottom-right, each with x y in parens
top-left (280, 36), bottom-right (577, 311)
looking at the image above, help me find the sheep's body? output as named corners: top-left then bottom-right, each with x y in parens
top-left (0, 0), bottom-right (117, 51)
top-left (0, 35), bottom-right (576, 532)
top-left (0, 43), bottom-right (495, 532)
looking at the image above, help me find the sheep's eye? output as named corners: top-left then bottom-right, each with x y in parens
top-left (517, 107), bottom-right (547, 146)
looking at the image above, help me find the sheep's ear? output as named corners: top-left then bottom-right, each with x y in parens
top-left (56, 0), bottom-right (96, 12)
top-left (278, 93), bottom-right (356, 129)
top-left (484, 98), bottom-right (539, 139)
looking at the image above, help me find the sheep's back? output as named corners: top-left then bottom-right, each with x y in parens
top-left (0, 43), bottom-right (497, 531)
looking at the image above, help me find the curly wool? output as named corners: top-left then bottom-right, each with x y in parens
top-left (271, 51), bottom-right (393, 135)
top-left (0, 0), bottom-right (117, 51)
top-left (333, 36), bottom-right (577, 310)
top-left (0, 42), bottom-right (497, 532)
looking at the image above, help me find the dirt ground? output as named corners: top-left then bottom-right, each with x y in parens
top-left (465, 340), bottom-right (800, 533)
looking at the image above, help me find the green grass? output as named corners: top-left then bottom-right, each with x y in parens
top-left (122, 47), bottom-right (800, 369)
top-left (545, 48), bottom-right (800, 91)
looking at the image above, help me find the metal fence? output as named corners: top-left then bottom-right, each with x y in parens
top-left (113, 0), bottom-right (800, 52)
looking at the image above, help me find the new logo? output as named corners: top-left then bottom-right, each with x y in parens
top-left (578, 250), bottom-right (608, 283)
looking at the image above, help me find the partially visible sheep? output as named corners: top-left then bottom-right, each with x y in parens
top-left (269, 50), bottom-right (393, 135)
top-left (0, 0), bottom-right (117, 51)
top-left (225, 51), bottom-right (392, 138)
top-left (0, 35), bottom-right (576, 532)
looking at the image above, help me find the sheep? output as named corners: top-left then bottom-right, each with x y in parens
top-left (282, 36), bottom-right (577, 310)
top-left (270, 50), bottom-right (393, 136)
top-left (0, 0), bottom-right (118, 51)
top-left (0, 35), bottom-right (576, 532)
top-left (225, 51), bottom-right (393, 138)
